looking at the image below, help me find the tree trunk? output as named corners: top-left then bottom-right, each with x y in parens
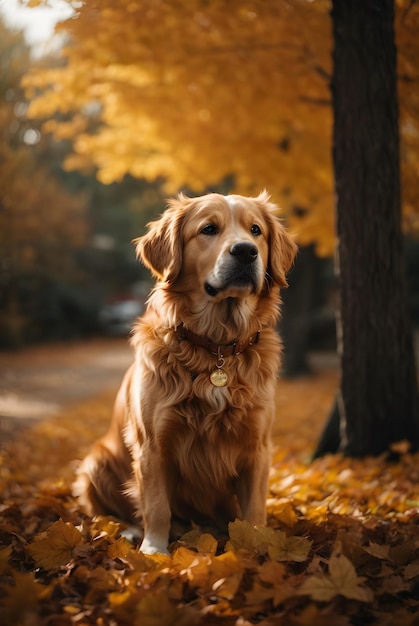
top-left (315, 0), bottom-right (419, 457)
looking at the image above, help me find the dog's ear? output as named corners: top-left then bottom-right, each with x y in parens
top-left (134, 195), bottom-right (189, 283)
top-left (255, 191), bottom-right (298, 288)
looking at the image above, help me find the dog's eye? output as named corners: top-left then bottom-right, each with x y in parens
top-left (250, 224), bottom-right (262, 236)
top-left (200, 224), bottom-right (218, 236)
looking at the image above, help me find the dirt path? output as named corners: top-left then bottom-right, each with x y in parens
top-left (0, 338), bottom-right (133, 441)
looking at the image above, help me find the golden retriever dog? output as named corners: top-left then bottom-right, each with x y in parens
top-left (74, 191), bottom-right (297, 554)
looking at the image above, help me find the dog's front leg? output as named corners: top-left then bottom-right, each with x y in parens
top-left (238, 448), bottom-right (271, 526)
top-left (135, 450), bottom-right (172, 555)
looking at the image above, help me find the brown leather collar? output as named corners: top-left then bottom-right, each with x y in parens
top-left (175, 324), bottom-right (260, 357)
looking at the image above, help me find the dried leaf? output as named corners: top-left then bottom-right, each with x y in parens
top-left (299, 553), bottom-right (373, 602)
top-left (28, 518), bottom-right (82, 569)
top-left (226, 519), bottom-right (258, 556)
top-left (268, 532), bottom-right (312, 563)
top-left (403, 560), bottom-right (419, 580)
top-left (135, 592), bottom-right (200, 626)
top-left (107, 535), bottom-right (135, 560)
top-left (196, 533), bottom-right (218, 555)
top-left (363, 542), bottom-right (390, 560)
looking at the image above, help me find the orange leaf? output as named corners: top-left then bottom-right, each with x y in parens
top-left (196, 533), bottom-right (218, 555)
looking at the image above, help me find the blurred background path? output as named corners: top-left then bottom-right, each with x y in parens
top-left (0, 338), bottom-right (133, 442)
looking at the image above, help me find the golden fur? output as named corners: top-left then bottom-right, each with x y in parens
top-left (74, 192), bottom-right (297, 554)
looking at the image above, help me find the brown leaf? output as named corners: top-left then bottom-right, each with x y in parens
top-left (28, 518), bottom-right (83, 569)
top-left (403, 560), bottom-right (419, 580)
top-left (363, 542), bottom-right (390, 561)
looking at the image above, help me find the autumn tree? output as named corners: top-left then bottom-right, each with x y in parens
top-left (22, 0), bottom-right (419, 451)
top-left (23, 0), bottom-right (336, 253)
top-left (0, 22), bottom-right (89, 346)
top-left (315, 0), bottom-right (419, 456)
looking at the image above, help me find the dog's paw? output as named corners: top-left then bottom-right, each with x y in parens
top-left (140, 534), bottom-right (169, 555)
top-left (120, 526), bottom-right (142, 545)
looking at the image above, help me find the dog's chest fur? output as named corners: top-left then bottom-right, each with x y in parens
top-left (132, 333), bottom-right (271, 517)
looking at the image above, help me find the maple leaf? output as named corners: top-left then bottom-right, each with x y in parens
top-left (298, 553), bottom-right (373, 602)
top-left (227, 519), bottom-right (312, 562)
top-left (268, 530), bottom-right (312, 563)
top-left (363, 542), bottom-right (390, 560)
top-left (28, 518), bottom-right (84, 569)
top-left (226, 519), bottom-right (259, 556)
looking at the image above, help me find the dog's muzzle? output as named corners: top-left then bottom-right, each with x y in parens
top-left (205, 241), bottom-right (260, 297)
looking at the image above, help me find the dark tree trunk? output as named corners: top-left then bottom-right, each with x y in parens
top-left (315, 0), bottom-right (419, 457)
top-left (280, 245), bottom-right (318, 377)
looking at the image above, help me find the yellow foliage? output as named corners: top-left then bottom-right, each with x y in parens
top-left (22, 0), bottom-right (419, 254)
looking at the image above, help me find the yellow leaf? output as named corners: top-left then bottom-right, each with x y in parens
top-left (90, 516), bottom-right (122, 539)
top-left (28, 518), bottom-right (83, 570)
top-left (196, 533), bottom-right (218, 555)
top-left (107, 536), bottom-right (135, 560)
top-left (212, 571), bottom-right (243, 600)
top-left (109, 590), bottom-right (132, 608)
top-left (266, 499), bottom-right (298, 528)
top-left (210, 550), bottom-right (243, 581)
top-left (171, 546), bottom-right (201, 572)
top-left (298, 553), bottom-right (373, 602)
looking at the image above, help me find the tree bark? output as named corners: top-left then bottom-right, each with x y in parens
top-left (315, 0), bottom-right (419, 457)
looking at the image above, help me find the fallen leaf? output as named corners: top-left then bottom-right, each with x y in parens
top-left (107, 535), bottom-right (135, 559)
top-left (363, 542), bottom-right (391, 560)
top-left (268, 531), bottom-right (312, 562)
top-left (226, 519), bottom-right (258, 556)
top-left (299, 553), bottom-right (373, 602)
top-left (196, 533), bottom-right (218, 555)
top-left (28, 518), bottom-right (82, 569)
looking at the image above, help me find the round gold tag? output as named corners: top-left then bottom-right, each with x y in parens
top-left (210, 368), bottom-right (228, 387)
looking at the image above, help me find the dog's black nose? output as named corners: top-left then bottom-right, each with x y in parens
top-left (230, 242), bottom-right (258, 264)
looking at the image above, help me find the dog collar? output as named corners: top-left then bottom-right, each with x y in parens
top-left (175, 324), bottom-right (261, 357)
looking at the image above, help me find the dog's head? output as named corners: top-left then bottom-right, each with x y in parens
top-left (136, 192), bottom-right (297, 301)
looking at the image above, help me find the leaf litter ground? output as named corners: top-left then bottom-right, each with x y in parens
top-left (0, 359), bottom-right (418, 625)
